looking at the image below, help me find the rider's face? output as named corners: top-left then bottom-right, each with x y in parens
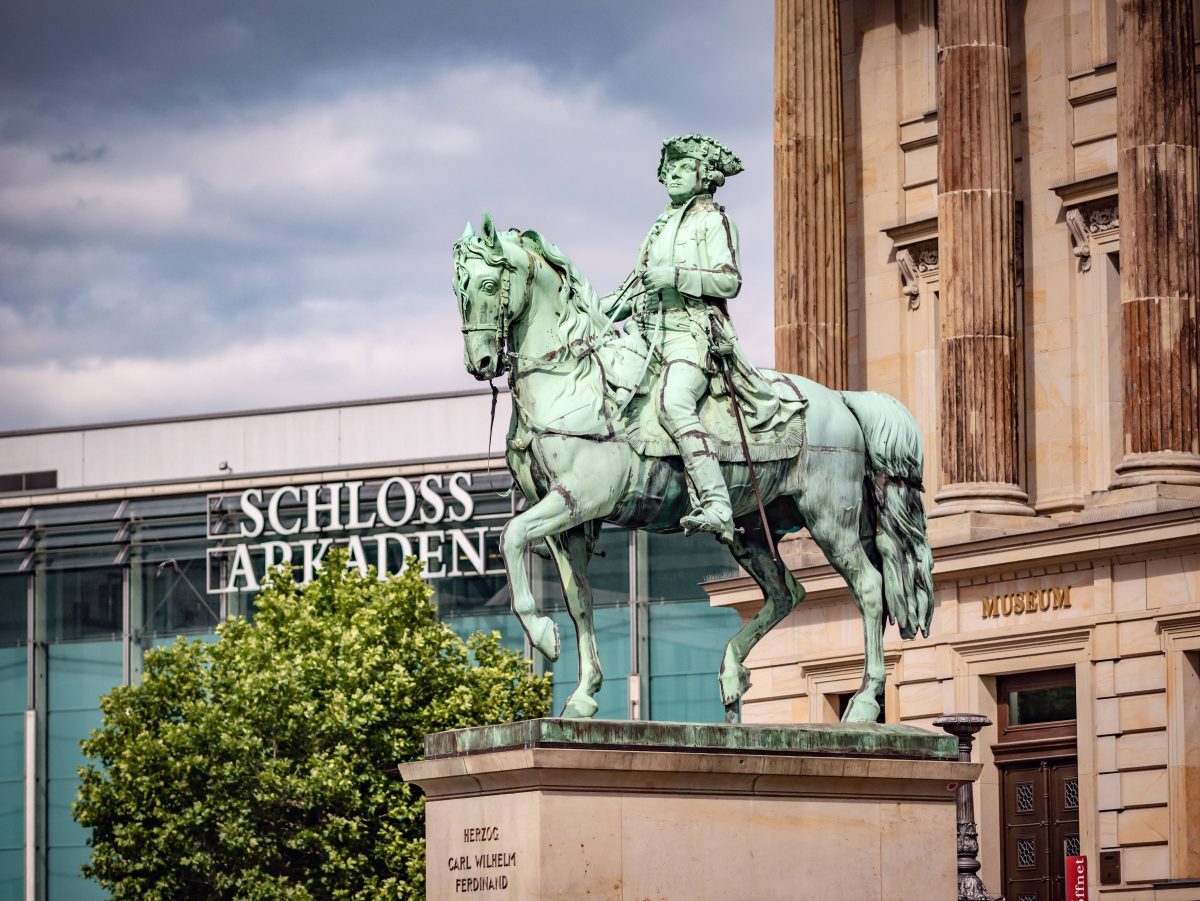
top-left (662, 156), bottom-right (702, 203)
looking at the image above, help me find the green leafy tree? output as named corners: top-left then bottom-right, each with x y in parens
top-left (74, 552), bottom-right (550, 900)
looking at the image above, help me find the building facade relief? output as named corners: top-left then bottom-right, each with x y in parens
top-left (736, 0), bottom-right (1200, 897)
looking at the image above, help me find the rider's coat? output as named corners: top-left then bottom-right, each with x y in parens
top-left (601, 195), bottom-right (805, 432)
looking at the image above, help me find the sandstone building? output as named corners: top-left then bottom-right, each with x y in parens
top-left (710, 2), bottom-right (1200, 898)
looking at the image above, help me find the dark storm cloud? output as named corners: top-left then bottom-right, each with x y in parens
top-left (0, 2), bottom-right (773, 429)
top-left (0, 1), bottom-right (769, 128)
top-left (51, 143), bottom-right (110, 165)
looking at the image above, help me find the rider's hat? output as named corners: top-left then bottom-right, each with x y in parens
top-left (657, 134), bottom-right (744, 185)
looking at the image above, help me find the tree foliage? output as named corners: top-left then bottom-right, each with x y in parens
top-left (75, 552), bottom-right (550, 900)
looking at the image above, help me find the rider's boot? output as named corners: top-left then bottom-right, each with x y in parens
top-left (675, 429), bottom-right (735, 544)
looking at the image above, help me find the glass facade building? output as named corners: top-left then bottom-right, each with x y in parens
top-left (0, 455), bottom-right (740, 898)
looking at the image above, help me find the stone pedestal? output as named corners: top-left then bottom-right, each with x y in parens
top-left (400, 719), bottom-right (981, 901)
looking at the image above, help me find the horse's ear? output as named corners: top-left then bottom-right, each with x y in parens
top-left (461, 220), bottom-right (475, 240)
top-left (481, 211), bottom-right (498, 248)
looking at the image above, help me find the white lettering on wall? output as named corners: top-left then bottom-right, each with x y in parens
top-left (377, 477), bottom-right (416, 527)
top-left (418, 475), bottom-right (445, 524)
top-left (268, 485), bottom-right (303, 535)
top-left (207, 472), bottom-right (503, 594)
top-left (446, 472), bottom-right (474, 522)
top-left (239, 489), bottom-right (265, 538)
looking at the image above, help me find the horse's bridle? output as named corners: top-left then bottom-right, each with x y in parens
top-left (458, 237), bottom-right (568, 378)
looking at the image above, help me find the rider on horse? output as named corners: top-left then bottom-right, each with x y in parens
top-left (601, 134), bottom-right (795, 544)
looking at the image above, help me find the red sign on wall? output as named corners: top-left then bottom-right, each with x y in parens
top-left (1066, 855), bottom-right (1088, 900)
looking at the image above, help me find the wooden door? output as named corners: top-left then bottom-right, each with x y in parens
top-left (1001, 759), bottom-right (1081, 901)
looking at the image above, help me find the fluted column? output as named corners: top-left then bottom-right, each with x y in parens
top-left (933, 0), bottom-right (1032, 516)
top-left (1112, 0), bottom-right (1200, 487)
top-left (774, 0), bottom-right (847, 388)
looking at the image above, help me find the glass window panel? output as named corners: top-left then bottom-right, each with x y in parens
top-left (0, 555), bottom-right (25, 576)
top-left (132, 517), bottom-right (208, 543)
top-left (1009, 684), bottom-right (1077, 725)
top-left (647, 600), bottom-right (740, 723)
top-left (441, 613), bottom-right (526, 656)
top-left (135, 537), bottom-right (207, 565)
top-left (124, 495), bottom-right (208, 518)
top-left (433, 573), bottom-right (510, 621)
top-left (0, 849), bottom-right (21, 900)
top-left (0, 715), bottom-right (23, 787)
top-left (44, 568), bottom-right (123, 642)
top-left (463, 472), bottom-right (515, 519)
top-left (0, 646), bottom-right (26, 768)
top-left (29, 503), bottom-right (120, 528)
top-left (645, 531), bottom-right (737, 603)
top-left (45, 641), bottom-right (120, 899)
top-left (0, 510), bottom-right (26, 529)
top-left (534, 527), bottom-right (629, 612)
top-left (548, 606), bottom-right (629, 719)
top-left (47, 710), bottom-right (104, 782)
top-left (46, 642), bottom-right (122, 718)
top-left (0, 533), bottom-right (26, 554)
top-left (39, 526), bottom-right (121, 549)
top-left (149, 633), bottom-right (218, 651)
top-left (47, 774), bottom-right (88, 846)
top-left (140, 556), bottom-right (218, 636)
top-left (0, 575), bottom-right (25, 646)
top-left (47, 845), bottom-right (106, 900)
top-left (41, 547), bottom-right (122, 570)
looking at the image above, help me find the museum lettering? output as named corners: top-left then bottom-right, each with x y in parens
top-left (206, 473), bottom-right (505, 593)
top-left (980, 586), bottom-right (1071, 619)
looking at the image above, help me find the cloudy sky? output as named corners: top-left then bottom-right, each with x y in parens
top-left (0, 2), bottom-right (775, 430)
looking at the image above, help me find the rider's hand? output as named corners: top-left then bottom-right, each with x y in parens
top-left (641, 267), bottom-right (676, 292)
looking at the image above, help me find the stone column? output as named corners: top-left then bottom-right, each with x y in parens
top-left (774, 0), bottom-right (847, 388)
top-left (1112, 0), bottom-right (1200, 487)
top-left (933, 0), bottom-right (1033, 516)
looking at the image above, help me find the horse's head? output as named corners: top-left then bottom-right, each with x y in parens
top-left (453, 212), bottom-right (527, 381)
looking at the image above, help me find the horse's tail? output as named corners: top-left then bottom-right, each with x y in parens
top-left (839, 391), bottom-right (934, 639)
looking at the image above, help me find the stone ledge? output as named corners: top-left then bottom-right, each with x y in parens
top-left (401, 746), bottom-right (980, 803)
top-left (421, 717), bottom-right (958, 761)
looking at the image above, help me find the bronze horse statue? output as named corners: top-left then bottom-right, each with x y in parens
top-left (453, 214), bottom-right (933, 722)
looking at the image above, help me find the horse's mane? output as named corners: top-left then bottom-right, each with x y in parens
top-left (516, 230), bottom-right (610, 350)
top-left (454, 227), bottom-right (613, 355)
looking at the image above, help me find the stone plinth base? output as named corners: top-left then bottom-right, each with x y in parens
top-left (925, 509), bottom-right (1056, 544)
top-left (1083, 481), bottom-right (1200, 522)
top-left (399, 719), bottom-right (980, 901)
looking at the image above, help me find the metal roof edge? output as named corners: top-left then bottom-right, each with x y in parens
top-left (0, 386), bottom-right (509, 439)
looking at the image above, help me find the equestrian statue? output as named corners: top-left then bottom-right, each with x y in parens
top-left (453, 134), bottom-right (934, 723)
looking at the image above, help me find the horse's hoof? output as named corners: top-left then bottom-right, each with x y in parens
top-left (529, 616), bottom-right (560, 662)
top-left (560, 694), bottom-right (599, 718)
top-left (718, 660), bottom-right (752, 707)
top-left (842, 692), bottom-right (882, 724)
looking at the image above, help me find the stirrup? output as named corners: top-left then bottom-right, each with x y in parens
top-left (680, 506), bottom-right (735, 544)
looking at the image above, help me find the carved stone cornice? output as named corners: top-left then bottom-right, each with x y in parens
top-left (896, 241), bottom-right (939, 309)
top-left (884, 216), bottom-right (939, 311)
top-left (1051, 170), bottom-right (1118, 206)
top-left (1064, 199), bottom-right (1120, 272)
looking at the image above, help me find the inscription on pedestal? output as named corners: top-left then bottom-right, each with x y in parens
top-left (446, 824), bottom-right (519, 893)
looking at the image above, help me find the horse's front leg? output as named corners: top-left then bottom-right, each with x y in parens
top-left (500, 484), bottom-right (597, 665)
top-left (544, 526), bottom-right (602, 718)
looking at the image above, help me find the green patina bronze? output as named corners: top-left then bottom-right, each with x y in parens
top-left (424, 717), bottom-right (957, 761)
top-left (453, 135), bottom-right (935, 725)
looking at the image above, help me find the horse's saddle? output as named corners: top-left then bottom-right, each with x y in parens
top-left (599, 328), bottom-right (808, 463)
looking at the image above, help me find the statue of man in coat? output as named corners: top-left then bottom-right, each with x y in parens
top-left (601, 134), bottom-right (803, 544)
